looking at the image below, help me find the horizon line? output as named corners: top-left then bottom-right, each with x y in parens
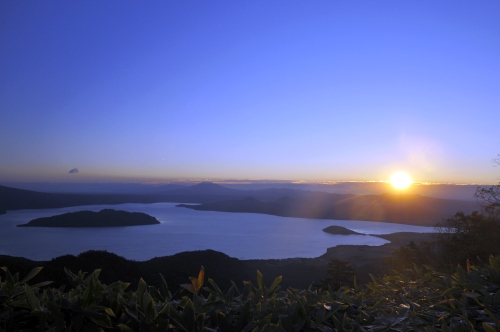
top-left (0, 179), bottom-right (496, 186)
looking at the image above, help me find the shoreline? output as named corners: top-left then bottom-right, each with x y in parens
top-left (0, 231), bottom-right (435, 289)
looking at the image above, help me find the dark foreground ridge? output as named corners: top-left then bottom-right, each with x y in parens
top-left (2, 249), bottom-right (498, 331)
top-left (0, 232), bottom-right (434, 290)
top-left (17, 209), bottom-right (160, 227)
top-left (323, 225), bottom-right (365, 235)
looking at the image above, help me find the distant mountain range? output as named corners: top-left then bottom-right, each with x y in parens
top-left (0, 182), bottom-right (480, 226)
top-left (2, 181), bottom-right (481, 201)
top-left (0, 185), bottom-right (165, 210)
top-left (177, 192), bottom-right (479, 227)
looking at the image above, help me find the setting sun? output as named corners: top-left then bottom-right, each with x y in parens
top-left (390, 172), bottom-right (413, 190)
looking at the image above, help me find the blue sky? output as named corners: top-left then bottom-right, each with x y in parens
top-left (1, 1), bottom-right (499, 184)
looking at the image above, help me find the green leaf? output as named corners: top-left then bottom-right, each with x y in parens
top-left (117, 323), bottom-right (136, 332)
top-left (482, 322), bottom-right (497, 332)
top-left (89, 314), bottom-right (113, 329)
top-left (30, 281), bottom-right (53, 288)
top-left (20, 267), bottom-right (43, 284)
top-left (183, 299), bottom-right (196, 332)
top-left (464, 291), bottom-right (480, 298)
top-left (159, 273), bottom-right (170, 298)
top-left (195, 312), bottom-right (205, 331)
top-left (225, 283), bottom-right (235, 304)
top-left (0, 267), bottom-right (15, 288)
top-left (142, 292), bottom-right (153, 312)
top-left (136, 278), bottom-right (147, 302)
top-left (443, 287), bottom-right (462, 297)
top-left (257, 270), bottom-right (264, 290)
top-left (149, 285), bottom-right (164, 302)
top-left (484, 308), bottom-right (500, 325)
top-left (157, 302), bottom-right (170, 319)
top-left (217, 312), bottom-right (232, 332)
top-left (25, 284), bottom-right (41, 311)
top-left (456, 266), bottom-right (466, 285)
top-left (465, 283), bottom-right (484, 291)
top-left (266, 275), bottom-right (282, 296)
top-left (143, 292), bottom-right (156, 323)
top-left (208, 278), bottom-right (224, 297)
top-left (82, 275), bottom-right (95, 307)
top-left (236, 300), bottom-right (252, 330)
top-left (104, 307), bottom-right (115, 317)
top-left (168, 304), bottom-right (187, 329)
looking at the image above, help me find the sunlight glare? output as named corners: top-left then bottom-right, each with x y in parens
top-left (390, 172), bottom-right (412, 190)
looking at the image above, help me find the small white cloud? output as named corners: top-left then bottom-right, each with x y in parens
top-left (69, 168), bottom-right (79, 174)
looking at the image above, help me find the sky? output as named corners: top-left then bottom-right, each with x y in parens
top-left (1, 1), bottom-right (499, 184)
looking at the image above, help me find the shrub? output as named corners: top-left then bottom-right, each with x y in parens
top-left (2, 256), bottom-right (500, 331)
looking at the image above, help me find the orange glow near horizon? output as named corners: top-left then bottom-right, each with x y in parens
top-left (390, 172), bottom-right (413, 190)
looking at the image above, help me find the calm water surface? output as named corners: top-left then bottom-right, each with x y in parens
top-left (0, 203), bottom-right (435, 261)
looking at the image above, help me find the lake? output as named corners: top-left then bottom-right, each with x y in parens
top-left (0, 203), bottom-right (435, 261)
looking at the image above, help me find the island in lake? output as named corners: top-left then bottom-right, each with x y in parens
top-left (17, 209), bottom-right (160, 227)
top-left (322, 225), bottom-right (365, 235)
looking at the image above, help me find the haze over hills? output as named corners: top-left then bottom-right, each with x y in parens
top-left (160, 181), bottom-right (243, 196)
top-left (0, 183), bottom-right (332, 210)
top-left (0, 182), bottom-right (479, 226)
top-left (1, 181), bottom-right (481, 201)
top-left (177, 192), bottom-right (479, 227)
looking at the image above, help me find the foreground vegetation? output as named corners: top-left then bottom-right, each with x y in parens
top-left (388, 180), bottom-right (500, 273)
top-left (2, 254), bottom-right (500, 331)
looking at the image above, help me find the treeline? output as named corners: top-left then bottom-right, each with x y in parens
top-left (0, 250), bottom-right (250, 293)
top-left (388, 183), bottom-right (500, 272)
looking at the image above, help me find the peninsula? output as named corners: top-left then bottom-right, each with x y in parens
top-left (17, 209), bottom-right (160, 227)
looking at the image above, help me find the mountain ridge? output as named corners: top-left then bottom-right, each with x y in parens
top-left (177, 193), bottom-right (479, 226)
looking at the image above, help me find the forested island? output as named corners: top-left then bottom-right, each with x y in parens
top-left (17, 209), bottom-right (160, 227)
top-left (0, 209), bottom-right (5, 215)
top-left (322, 225), bottom-right (365, 235)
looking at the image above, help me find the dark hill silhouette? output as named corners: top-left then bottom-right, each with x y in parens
top-left (178, 194), bottom-right (479, 226)
top-left (0, 184), bottom-right (321, 210)
top-left (17, 209), bottom-right (160, 227)
top-left (328, 193), bottom-right (477, 225)
top-left (0, 250), bottom-right (251, 292)
top-left (0, 185), bottom-right (173, 210)
top-left (250, 188), bottom-right (331, 201)
top-left (0, 232), bottom-right (435, 292)
top-left (160, 182), bottom-right (326, 201)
